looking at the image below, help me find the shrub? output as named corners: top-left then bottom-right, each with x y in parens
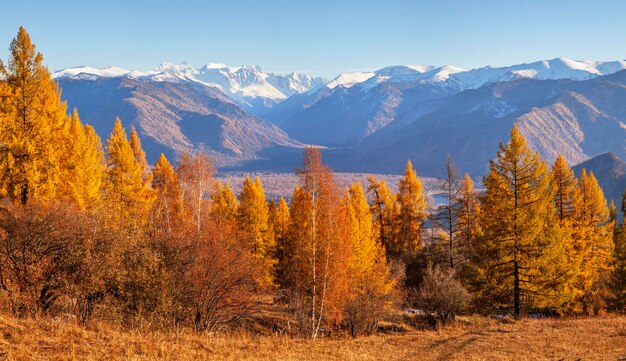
top-left (412, 264), bottom-right (470, 325)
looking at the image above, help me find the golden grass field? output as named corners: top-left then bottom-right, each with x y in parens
top-left (0, 314), bottom-right (625, 360)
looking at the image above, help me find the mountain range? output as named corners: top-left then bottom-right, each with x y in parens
top-left (53, 63), bottom-right (327, 116)
top-left (52, 57), bottom-right (626, 184)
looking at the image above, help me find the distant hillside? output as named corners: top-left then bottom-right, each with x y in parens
top-left (573, 152), bottom-right (626, 211)
top-left (333, 72), bottom-right (626, 177)
top-left (57, 77), bottom-right (302, 167)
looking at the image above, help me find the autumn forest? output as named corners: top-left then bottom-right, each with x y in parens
top-left (0, 27), bottom-right (625, 358)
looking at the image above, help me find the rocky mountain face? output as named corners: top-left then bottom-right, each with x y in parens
top-left (57, 77), bottom-right (301, 167)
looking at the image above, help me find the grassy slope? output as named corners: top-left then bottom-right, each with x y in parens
top-left (0, 314), bottom-right (625, 360)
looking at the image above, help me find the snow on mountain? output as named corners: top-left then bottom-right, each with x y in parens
top-left (52, 63), bottom-right (326, 115)
top-left (326, 71), bottom-right (376, 89)
top-left (51, 66), bottom-right (148, 80)
top-left (359, 65), bottom-right (467, 90)
top-left (322, 57), bottom-right (626, 93)
top-left (194, 64), bottom-right (287, 101)
top-left (449, 58), bottom-right (626, 90)
top-left (268, 72), bottom-right (326, 97)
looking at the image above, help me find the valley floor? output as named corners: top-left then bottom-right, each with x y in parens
top-left (0, 314), bottom-right (624, 360)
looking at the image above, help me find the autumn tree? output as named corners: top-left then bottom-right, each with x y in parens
top-left (571, 169), bottom-right (614, 313)
top-left (608, 191), bottom-right (626, 311)
top-left (103, 117), bottom-right (154, 223)
top-left (211, 180), bottom-right (238, 223)
top-left (285, 147), bottom-right (351, 339)
top-left (129, 126), bottom-right (151, 184)
top-left (551, 155), bottom-right (580, 224)
top-left (150, 153), bottom-right (183, 237)
top-left (58, 109), bottom-right (105, 210)
top-left (367, 176), bottom-right (398, 259)
top-left (269, 197), bottom-right (290, 287)
top-left (177, 151), bottom-right (214, 232)
top-left (344, 183), bottom-right (394, 336)
top-left (394, 161), bottom-right (428, 258)
top-left (237, 176), bottom-right (276, 286)
top-left (189, 220), bottom-right (261, 332)
top-left (473, 125), bottom-right (568, 319)
top-left (0, 27), bottom-right (68, 204)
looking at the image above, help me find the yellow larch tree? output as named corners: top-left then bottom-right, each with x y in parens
top-left (129, 126), bottom-right (151, 184)
top-left (609, 192), bottom-right (626, 311)
top-left (270, 196), bottom-right (290, 286)
top-left (551, 155), bottom-right (580, 223)
top-left (0, 27), bottom-right (68, 204)
top-left (150, 153), bottom-right (182, 237)
top-left (572, 169), bottom-right (614, 313)
top-left (394, 160), bottom-right (428, 258)
top-left (344, 182), bottom-right (394, 336)
top-left (57, 109), bottom-right (105, 210)
top-left (549, 155), bottom-right (586, 312)
top-left (237, 176), bottom-right (276, 286)
top-left (367, 176), bottom-right (398, 260)
top-left (283, 185), bottom-right (312, 290)
top-left (474, 125), bottom-right (569, 318)
top-left (210, 180), bottom-right (239, 223)
top-left (103, 117), bottom-right (154, 223)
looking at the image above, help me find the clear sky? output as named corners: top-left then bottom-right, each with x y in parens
top-left (1, 0), bottom-right (625, 79)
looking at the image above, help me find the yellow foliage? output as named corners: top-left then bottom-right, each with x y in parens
top-left (150, 153), bottom-right (183, 236)
top-left (569, 169), bottom-right (615, 313)
top-left (367, 176), bottom-right (398, 259)
top-left (129, 126), bottom-right (151, 184)
top-left (346, 183), bottom-right (394, 296)
top-left (57, 109), bottom-right (105, 210)
top-left (395, 160), bottom-right (427, 257)
top-left (103, 117), bottom-right (154, 223)
top-left (237, 176), bottom-right (276, 286)
top-left (211, 180), bottom-right (239, 222)
top-left (0, 27), bottom-right (68, 204)
top-left (475, 125), bottom-right (570, 317)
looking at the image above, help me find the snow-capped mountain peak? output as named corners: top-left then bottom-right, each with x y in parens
top-left (326, 71), bottom-right (376, 89)
top-left (52, 62), bottom-right (326, 114)
top-left (51, 65), bottom-right (142, 80)
top-left (322, 57), bottom-right (626, 93)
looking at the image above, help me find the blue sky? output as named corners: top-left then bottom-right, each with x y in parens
top-left (1, 0), bottom-right (625, 78)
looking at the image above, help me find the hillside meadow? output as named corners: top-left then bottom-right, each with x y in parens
top-left (0, 313), bottom-right (624, 360)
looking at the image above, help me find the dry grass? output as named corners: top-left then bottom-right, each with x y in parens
top-left (0, 314), bottom-right (624, 360)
